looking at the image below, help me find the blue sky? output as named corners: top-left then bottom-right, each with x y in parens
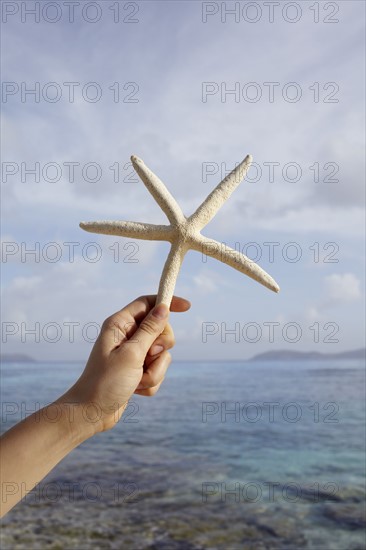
top-left (1, 0), bottom-right (365, 360)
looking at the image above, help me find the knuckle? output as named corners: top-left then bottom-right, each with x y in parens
top-left (145, 386), bottom-right (159, 397)
top-left (102, 316), bottom-right (122, 333)
top-left (140, 318), bottom-right (159, 337)
top-left (162, 334), bottom-right (175, 349)
top-left (101, 315), bottom-right (114, 331)
top-left (102, 318), bottom-right (124, 342)
top-left (144, 371), bottom-right (159, 388)
top-left (137, 294), bottom-right (147, 302)
top-left (136, 295), bottom-right (150, 310)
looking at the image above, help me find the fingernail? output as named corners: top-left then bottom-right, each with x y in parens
top-left (152, 303), bottom-right (169, 320)
top-left (150, 344), bottom-right (164, 355)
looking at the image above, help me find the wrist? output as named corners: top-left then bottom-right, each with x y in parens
top-left (53, 398), bottom-right (99, 445)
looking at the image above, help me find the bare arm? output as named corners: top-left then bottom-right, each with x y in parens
top-left (0, 295), bottom-right (190, 517)
top-left (0, 401), bottom-right (94, 516)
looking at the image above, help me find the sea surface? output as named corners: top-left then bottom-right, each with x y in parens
top-left (1, 360), bottom-right (365, 550)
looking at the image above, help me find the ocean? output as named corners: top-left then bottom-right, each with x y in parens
top-left (1, 359), bottom-right (365, 549)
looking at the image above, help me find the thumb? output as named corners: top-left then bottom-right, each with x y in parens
top-left (131, 303), bottom-right (170, 356)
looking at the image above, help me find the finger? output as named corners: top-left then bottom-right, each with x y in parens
top-left (137, 351), bottom-right (172, 390)
top-left (124, 295), bottom-right (191, 323)
top-left (121, 302), bottom-right (170, 360)
top-left (97, 298), bottom-right (163, 353)
top-left (149, 322), bottom-right (175, 356)
top-left (134, 380), bottom-right (163, 397)
top-left (169, 296), bottom-right (191, 313)
top-left (98, 295), bottom-right (190, 353)
top-left (97, 315), bottom-right (133, 354)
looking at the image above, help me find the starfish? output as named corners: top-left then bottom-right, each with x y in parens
top-left (80, 154), bottom-right (280, 305)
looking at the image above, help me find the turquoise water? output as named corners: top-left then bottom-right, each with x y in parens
top-left (1, 360), bottom-right (365, 549)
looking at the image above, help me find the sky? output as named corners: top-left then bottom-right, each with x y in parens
top-left (1, 0), bottom-right (365, 361)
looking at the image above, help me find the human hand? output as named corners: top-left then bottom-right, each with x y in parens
top-left (60, 295), bottom-right (190, 433)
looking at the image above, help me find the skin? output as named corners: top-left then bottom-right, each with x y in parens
top-left (0, 295), bottom-right (191, 517)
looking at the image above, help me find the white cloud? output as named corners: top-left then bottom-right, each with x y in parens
top-left (1, 1), bottom-right (365, 359)
top-left (323, 272), bottom-right (362, 306)
top-left (192, 270), bottom-right (220, 294)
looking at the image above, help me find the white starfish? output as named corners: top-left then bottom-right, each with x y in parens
top-left (80, 155), bottom-right (280, 305)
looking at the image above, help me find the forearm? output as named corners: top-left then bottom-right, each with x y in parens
top-left (0, 400), bottom-right (95, 517)
top-left (0, 296), bottom-right (187, 517)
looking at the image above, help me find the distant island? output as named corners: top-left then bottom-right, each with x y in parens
top-left (1, 350), bottom-right (365, 364)
top-left (250, 349), bottom-right (365, 362)
top-left (0, 353), bottom-right (35, 363)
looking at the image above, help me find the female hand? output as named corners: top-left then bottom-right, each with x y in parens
top-left (60, 295), bottom-right (191, 433)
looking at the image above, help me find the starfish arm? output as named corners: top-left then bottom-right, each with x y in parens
top-left (193, 236), bottom-right (280, 293)
top-left (79, 221), bottom-right (170, 241)
top-left (156, 243), bottom-right (187, 305)
top-left (188, 154), bottom-right (253, 230)
top-left (131, 156), bottom-right (185, 225)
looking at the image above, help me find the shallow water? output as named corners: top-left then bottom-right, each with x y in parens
top-left (1, 360), bottom-right (365, 549)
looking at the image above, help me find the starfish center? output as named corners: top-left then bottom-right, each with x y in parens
top-left (174, 218), bottom-right (200, 246)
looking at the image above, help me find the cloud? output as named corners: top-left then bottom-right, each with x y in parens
top-left (192, 270), bottom-right (220, 294)
top-left (1, 1), bottom-right (365, 359)
top-left (323, 272), bottom-right (362, 306)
